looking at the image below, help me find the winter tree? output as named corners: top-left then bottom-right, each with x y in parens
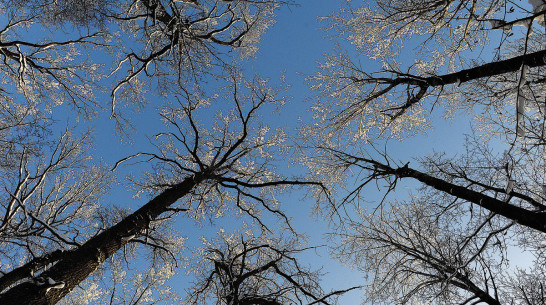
top-left (0, 0), bottom-right (282, 126)
top-left (306, 0), bottom-right (546, 304)
top-left (186, 231), bottom-right (360, 305)
top-left (0, 71), bottom-right (331, 304)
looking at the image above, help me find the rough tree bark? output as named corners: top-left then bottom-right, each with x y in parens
top-left (0, 173), bottom-right (205, 304)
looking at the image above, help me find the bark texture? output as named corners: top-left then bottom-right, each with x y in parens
top-left (0, 174), bottom-right (204, 305)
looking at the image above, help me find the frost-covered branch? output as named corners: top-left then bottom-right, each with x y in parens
top-left (186, 232), bottom-right (360, 305)
top-left (0, 77), bottom-right (322, 304)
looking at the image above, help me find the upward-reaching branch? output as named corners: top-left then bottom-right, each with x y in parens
top-left (345, 49), bottom-right (546, 121)
top-left (186, 234), bottom-right (360, 305)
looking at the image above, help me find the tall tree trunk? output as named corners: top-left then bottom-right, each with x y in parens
top-left (0, 174), bottom-right (205, 305)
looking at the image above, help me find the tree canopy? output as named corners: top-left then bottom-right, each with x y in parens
top-left (0, 0), bottom-right (544, 304)
top-left (306, 0), bottom-right (545, 304)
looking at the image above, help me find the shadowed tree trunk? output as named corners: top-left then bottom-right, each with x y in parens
top-left (0, 174), bottom-right (204, 304)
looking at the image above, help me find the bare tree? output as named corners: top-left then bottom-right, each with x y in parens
top-left (303, 1), bottom-right (546, 304)
top-left (0, 0), bottom-right (285, 128)
top-left (0, 1), bottom-right (342, 304)
top-left (186, 231), bottom-right (360, 305)
top-left (0, 76), bottom-right (324, 304)
top-left (336, 197), bottom-right (511, 305)
top-left (303, 133), bottom-right (546, 304)
top-left (310, 0), bottom-right (545, 141)
top-left (0, 129), bottom-right (113, 290)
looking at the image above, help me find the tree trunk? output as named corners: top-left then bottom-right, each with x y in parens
top-left (393, 165), bottom-right (546, 233)
top-left (0, 174), bottom-right (204, 305)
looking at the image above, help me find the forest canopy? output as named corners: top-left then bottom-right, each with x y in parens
top-left (0, 0), bottom-right (544, 304)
